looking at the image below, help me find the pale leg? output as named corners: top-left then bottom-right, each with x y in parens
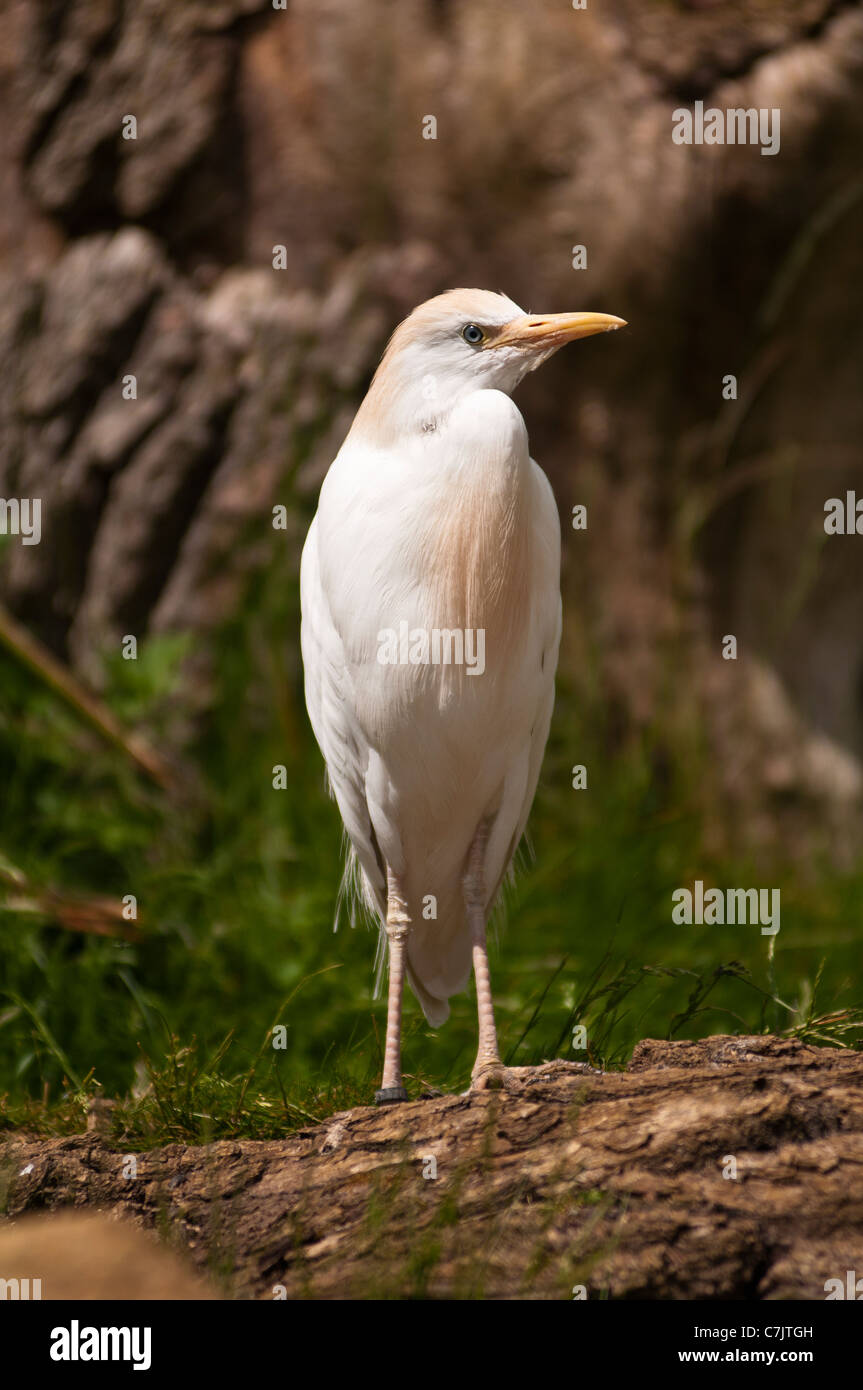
top-left (375, 867), bottom-right (411, 1104)
top-left (465, 820), bottom-right (505, 1086)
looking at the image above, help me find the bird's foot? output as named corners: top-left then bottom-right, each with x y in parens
top-left (374, 1085), bottom-right (409, 1105)
top-left (469, 1061), bottom-right (515, 1094)
top-left (467, 1059), bottom-right (601, 1098)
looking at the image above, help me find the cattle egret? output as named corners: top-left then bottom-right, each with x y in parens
top-left (300, 289), bottom-right (625, 1102)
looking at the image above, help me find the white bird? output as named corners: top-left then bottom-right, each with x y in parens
top-left (300, 289), bottom-right (625, 1102)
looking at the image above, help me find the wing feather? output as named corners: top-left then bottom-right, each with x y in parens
top-left (300, 516), bottom-right (386, 919)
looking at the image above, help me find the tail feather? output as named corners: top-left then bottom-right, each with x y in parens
top-left (405, 958), bottom-right (450, 1027)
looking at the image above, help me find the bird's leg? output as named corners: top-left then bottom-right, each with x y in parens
top-left (375, 867), bottom-right (411, 1104)
top-left (465, 819), bottom-right (506, 1089)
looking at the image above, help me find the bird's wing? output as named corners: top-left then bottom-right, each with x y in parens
top-left (486, 457), bottom-right (562, 908)
top-left (518, 457), bottom-right (563, 842)
top-left (299, 514), bottom-right (387, 918)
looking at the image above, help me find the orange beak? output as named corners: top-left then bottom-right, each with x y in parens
top-left (493, 311), bottom-right (627, 351)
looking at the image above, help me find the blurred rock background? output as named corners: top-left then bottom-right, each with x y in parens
top-left (2, 0), bottom-right (862, 864)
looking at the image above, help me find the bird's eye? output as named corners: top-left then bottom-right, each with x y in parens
top-left (462, 323), bottom-right (484, 345)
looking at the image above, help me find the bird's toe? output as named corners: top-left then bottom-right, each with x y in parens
top-left (469, 1063), bottom-right (515, 1094)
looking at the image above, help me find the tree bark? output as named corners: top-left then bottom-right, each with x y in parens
top-left (2, 1035), bottom-right (862, 1299)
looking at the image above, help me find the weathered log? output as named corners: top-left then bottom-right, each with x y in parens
top-left (2, 1035), bottom-right (862, 1299)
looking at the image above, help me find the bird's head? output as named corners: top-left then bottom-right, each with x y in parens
top-left (348, 288), bottom-right (626, 446)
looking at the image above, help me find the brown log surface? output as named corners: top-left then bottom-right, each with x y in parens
top-left (2, 1035), bottom-right (862, 1299)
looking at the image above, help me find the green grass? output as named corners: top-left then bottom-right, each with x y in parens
top-left (1, 544), bottom-right (862, 1147)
